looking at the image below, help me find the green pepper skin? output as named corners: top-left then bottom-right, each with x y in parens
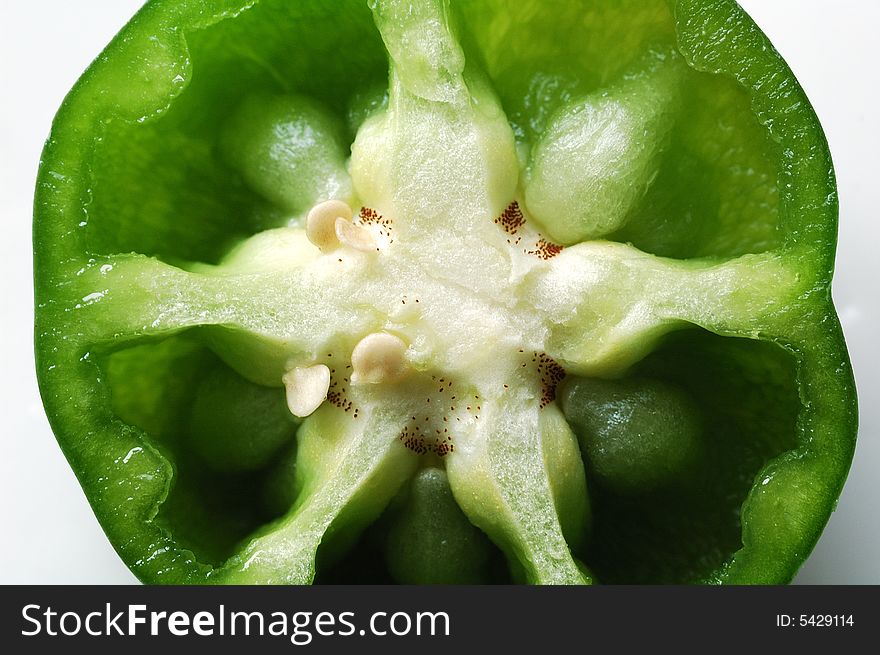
top-left (674, 0), bottom-right (857, 583)
top-left (34, 0), bottom-right (856, 584)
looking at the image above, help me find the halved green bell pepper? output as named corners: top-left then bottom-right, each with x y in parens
top-left (34, 0), bottom-right (857, 584)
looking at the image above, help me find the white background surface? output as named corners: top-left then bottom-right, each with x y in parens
top-left (0, 1), bottom-right (876, 584)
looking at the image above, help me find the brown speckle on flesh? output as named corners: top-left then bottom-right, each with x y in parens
top-left (533, 352), bottom-right (566, 408)
top-left (526, 238), bottom-right (564, 261)
top-left (358, 206), bottom-right (395, 245)
top-left (495, 201), bottom-right (526, 235)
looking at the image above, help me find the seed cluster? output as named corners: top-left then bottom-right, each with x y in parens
top-left (358, 206), bottom-right (395, 245)
top-left (312, 195), bottom-right (566, 445)
top-left (533, 352), bottom-right (566, 408)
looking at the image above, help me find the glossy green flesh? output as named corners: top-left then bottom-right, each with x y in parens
top-left (35, 0), bottom-right (856, 584)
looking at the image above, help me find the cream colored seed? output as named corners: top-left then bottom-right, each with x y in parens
top-left (306, 200), bottom-right (352, 251)
top-left (282, 364), bottom-right (331, 417)
top-left (335, 217), bottom-right (378, 252)
top-left (350, 332), bottom-right (409, 384)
